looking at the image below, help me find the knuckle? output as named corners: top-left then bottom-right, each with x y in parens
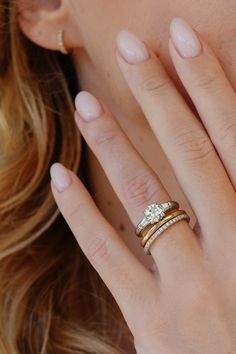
top-left (140, 74), bottom-right (172, 96)
top-left (123, 172), bottom-right (160, 208)
top-left (215, 115), bottom-right (236, 152)
top-left (86, 234), bottom-right (110, 264)
top-left (66, 201), bottom-right (84, 222)
top-left (192, 71), bottom-right (222, 93)
top-left (183, 279), bottom-right (216, 312)
top-left (92, 124), bottom-right (119, 148)
top-left (183, 271), bottom-right (219, 308)
top-left (173, 128), bottom-right (214, 163)
top-left (127, 289), bottom-right (161, 336)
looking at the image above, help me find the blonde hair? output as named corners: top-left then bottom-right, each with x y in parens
top-left (0, 2), bottom-right (131, 352)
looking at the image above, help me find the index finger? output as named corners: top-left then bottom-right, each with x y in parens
top-left (50, 163), bottom-right (157, 334)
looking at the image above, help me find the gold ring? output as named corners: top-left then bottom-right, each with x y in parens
top-left (143, 212), bottom-right (190, 255)
top-left (141, 210), bottom-right (187, 247)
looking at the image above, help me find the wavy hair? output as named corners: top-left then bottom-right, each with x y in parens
top-left (0, 1), bottom-right (132, 353)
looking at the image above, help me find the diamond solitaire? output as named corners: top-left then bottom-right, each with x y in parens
top-left (144, 204), bottom-right (165, 224)
top-left (135, 201), bottom-right (180, 237)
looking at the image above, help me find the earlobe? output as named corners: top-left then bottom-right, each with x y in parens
top-left (17, 0), bottom-right (81, 52)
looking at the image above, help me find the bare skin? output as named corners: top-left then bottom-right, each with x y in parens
top-left (51, 17), bottom-right (236, 354)
top-left (18, 1), bottom-right (236, 352)
top-left (70, 0), bottom-right (236, 266)
top-left (18, 0), bottom-right (236, 265)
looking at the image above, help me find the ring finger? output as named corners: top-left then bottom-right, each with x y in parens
top-left (74, 92), bottom-right (202, 283)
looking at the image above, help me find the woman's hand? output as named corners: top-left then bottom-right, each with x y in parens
top-left (50, 17), bottom-right (236, 353)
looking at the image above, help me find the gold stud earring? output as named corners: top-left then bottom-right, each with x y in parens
top-left (57, 29), bottom-right (69, 54)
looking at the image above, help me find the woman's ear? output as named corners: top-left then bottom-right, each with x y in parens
top-left (17, 0), bottom-right (82, 52)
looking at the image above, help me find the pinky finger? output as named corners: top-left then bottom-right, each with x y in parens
top-left (50, 162), bottom-right (158, 332)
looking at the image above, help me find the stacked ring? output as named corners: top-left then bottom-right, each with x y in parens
top-left (143, 213), bottom-right (190, 254)
top-left (141, 209), bottom-right (187, 246)
top-left (135, 201), bottom-right (191, 255)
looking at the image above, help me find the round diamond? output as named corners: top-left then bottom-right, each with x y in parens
top-left (144, 204), bottom-right (165, 224)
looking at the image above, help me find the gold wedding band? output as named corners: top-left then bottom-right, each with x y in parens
top-left (143, 212), bottom-right (190, 255)
top-left (141, 209), bottom-right (186, 247)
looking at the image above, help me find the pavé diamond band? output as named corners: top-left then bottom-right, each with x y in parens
top-left (135, 201), bottom-right (180, 237)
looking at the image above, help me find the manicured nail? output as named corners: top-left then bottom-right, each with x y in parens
top-left (170, 17), bottom-right (202, 58)
top-left (50, 163), bottom-right (72, 193)
top-left (116, 29), bottom-right (150, 64)
top-left (75, 91), bottom-right (103, 121)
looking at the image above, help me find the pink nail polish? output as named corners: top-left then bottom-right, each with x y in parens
top-left (116, 29), bottom-right (150, 64)
top-left (50, 163), bottom-right (72, 193)
top-left (75, 91), bottom-right (103, 121)
top-left (170, 17), bottom-right (202, 58)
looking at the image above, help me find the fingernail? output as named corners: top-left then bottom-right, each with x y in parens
top-left (116, 29), bottom-right (150, 64)
top-left (75, 91), bottom-right (103, 121)
top-left (170, 17), bottom-right (202, 58)
top-left (50, 163), bottom-right (72, 193)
